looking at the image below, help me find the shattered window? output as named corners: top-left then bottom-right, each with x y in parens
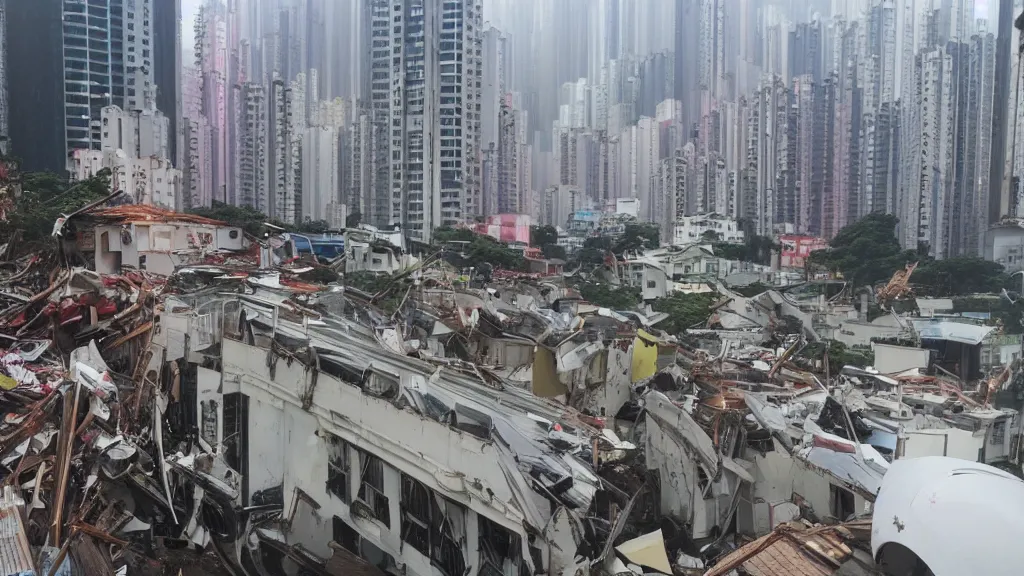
top-left (478, 514), bottom-right (523, 576)
top-left (332, 515), bottom-right (359, 554)
top-left (327, 436), bottom-right (349, 503)
top-left (400, 474), bottom-right (431, 556)
top-left (430, 496), bottom-right (466, 576)
top-left (829, 485), bottom-right (855, 522)
top-left (358, 452), bottom-right (391, 527)
top-left (365, 369), bottom-right (400, 399)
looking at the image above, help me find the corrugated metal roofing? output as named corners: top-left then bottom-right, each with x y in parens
top-left (910, 319), bottom-right (995, 345)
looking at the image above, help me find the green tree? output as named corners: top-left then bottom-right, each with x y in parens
top-left (798, 340), bottom-right (875, 370)
top-left (466, 236), bottom-right (524, 270)
top-left (577, 282), bottom-right (641, 309)
top-left (189, 201), bottom-right (277, 236)
top-left (614, 222), bottom-right (661, 252)
top-left (953, 296), bottom-right (1024, 334)
top-left (712, 242), bottom-right (747, 261)
top-left (575, 236), bottom-right (614, 267)
top-left (808, 213), bottom-right (916, 288)
top-left (530, 224), bottom-right (559, 247)
top-left (294, 219), bottom-right (331, 234)
top-left (651, 291), bottom-right (719, 335)
top-left (731, 281), bottom-right (771, 297)
top-left (346, 211), bottom-right (362, 228)
top-left (7, 171), bottom-right (113, 242)
top-left (541, 243), bottom-right (567, 261)
top-left (710, 235), bottom-right (779, 265)
top-left (913, 258), bottom-right (1006, 296)
top-left (808, 213), bottom-right (1006, 296)
top-left (433, 226), bottom-right (477, 244)
top-left (700, 230), bottom-right (721, 242)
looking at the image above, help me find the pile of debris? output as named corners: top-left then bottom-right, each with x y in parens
top-left (0, 205), bottom-right (254, 575)
top-left (0, 196), bottom-right (1019, 576)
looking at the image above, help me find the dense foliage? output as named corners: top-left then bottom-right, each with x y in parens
top-left (571, 222), bottom-right (662, 268)
top-left (808, 213), bottom-right (1008, 296)
top-left (798, 340), bottom-right (875, 370)
top-left (187, 203), bottom-right (332, 237)
top-left (616, 222), bottom-right (661, 252)
top-left (294, 219), bottom-right (332, 234)
top-left (542, 244), bottom-right (567, 260)
top-left (808, 213), bottom-right (913, 288)
top-left (530, 224), bottom-right (559, 248)
top-left (530, 225), bottom-right (566, 261)
top-left (953, 296), bottom-right (1024, 334)
top-left (188, 202), bottom-right (288, 237)
top-left (575, 235), bottom-right (615, 267)
top-left (711, 234), bottom-right (780, 266)
top-left (6, 171), bottom-right (113, 241)
top-left (730, 281), bottom-right (771, 297)
top-left (913, 258), bottom-right (1008, 296)
top-left (433, 226), bottom-right (477, 244)
top-left (651, 291), bottom-right (719, 335)
top-left (345, 271), bottom-right (405, 314)
top-left (433, 227), bottom-right (525, 271)
top-left (577, 282), bottom-right (642, 309)
top-left (465, 235), bottom-right (525, 270)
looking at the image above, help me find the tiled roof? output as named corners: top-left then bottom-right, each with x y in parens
top-left (705, 523), bottom-right (859, 576)
top-left (86, 204), bottom-right (227, 226)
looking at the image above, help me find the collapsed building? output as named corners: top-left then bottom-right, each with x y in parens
top-left (0, 201), bottom-right (1022, 575)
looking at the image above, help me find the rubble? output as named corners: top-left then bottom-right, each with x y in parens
top-left (0, 198), bottom-right (1022, 576)
top-left (703, 520), bottom-right (872, 576)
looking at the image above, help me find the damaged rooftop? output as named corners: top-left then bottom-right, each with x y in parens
top-left (0, 196), bottom-right (1022, 576)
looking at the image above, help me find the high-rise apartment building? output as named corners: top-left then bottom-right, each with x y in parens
top-left (267, 78), bottom-right (299, 222)
top-left (366, 0), bottom-right (482, 243)
top-left (194, 2), bottom-right (229, 205)
top-left (237, 82), bottom-right (267, 210)
top-left (900, 48), bottom-right (954, 258)
top-left (6, 0), bottom-right (157, 173)
top-left (154, 0), bottom-right (182, 168)
top-left (0, 1), bottom-right (9, 157)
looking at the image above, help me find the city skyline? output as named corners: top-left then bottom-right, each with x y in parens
top-left (1, 0), bottom-right (1023, 253)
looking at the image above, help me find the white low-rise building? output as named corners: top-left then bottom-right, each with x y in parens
top-left (673, 214), bottom-right (745, 245)
top-left (984, 220), bottom-right (1024, 272)
top-left (146, 291), bottom-right (618, 576)
top-left (82, 205), bottom-right (244, 276)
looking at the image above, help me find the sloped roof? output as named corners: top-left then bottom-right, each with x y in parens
top-left (86, 204), bottom-right (227, 226)
top-left (705, 523), bottom-right (861, 576)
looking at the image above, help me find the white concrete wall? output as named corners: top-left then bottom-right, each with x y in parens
top-left (903, 428), bottom-right (984, 462)
top-left (985, 226), bottom-right (1024, 273)
top-left (227, 337), bottom-right (538, 575)
top-left (750, 443), bottom-right (869, 530)
top-left (673, 215), bottom-right (745, 245)
top-left (873, 343), bottom-right (931, 374)
top-left (585, 347), bottom-right (632, 418)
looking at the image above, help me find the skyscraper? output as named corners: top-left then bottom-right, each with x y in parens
top-left (367, 0), bottom-right (482, 243)
top-left (0, 1), bottom-right (9, 157)
top-left (7, 0), bottom-right (157, 173)
top-left (154, 0), bottom-right (183, 168)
